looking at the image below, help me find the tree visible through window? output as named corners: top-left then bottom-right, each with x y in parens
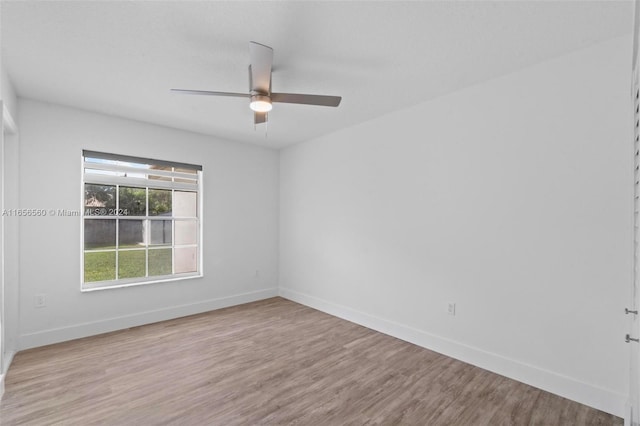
top-left (82, 151), bottom-right (202, 290)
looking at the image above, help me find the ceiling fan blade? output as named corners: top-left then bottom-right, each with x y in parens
top-left (249, 41), bottom-right (273, 94)
top-left (271, 93), bottom-right (342, 107)
top-left (254, 111), bottom-right (267, 125)
top-left (171, 89), bottom-right (250, 98)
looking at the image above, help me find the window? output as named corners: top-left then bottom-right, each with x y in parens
top-left (81, 150), bottom-right (202, 291)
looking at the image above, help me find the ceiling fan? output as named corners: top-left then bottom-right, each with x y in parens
top-left (171, 41), bottom-right (342, 126)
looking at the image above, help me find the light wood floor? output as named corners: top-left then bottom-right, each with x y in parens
top-left (0, 297), bottom-right (621, 425)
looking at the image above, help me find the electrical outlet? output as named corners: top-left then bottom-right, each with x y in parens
top-left (447, 302), bottom-right (456, 316)
top-left (35, 293), bottom-right (46, 308)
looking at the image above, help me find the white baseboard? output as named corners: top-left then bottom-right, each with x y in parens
top-left (4, 350), bottom-right (15, 376)
top-left (19, 288), bottom-right (278, 350)
top-left (0, 350), bottom-right (16, 398)
top-left (279, 287), bottom-right (626, 418)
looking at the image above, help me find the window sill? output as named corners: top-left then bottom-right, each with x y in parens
top-left (81, 272), bottom-right (203, 292)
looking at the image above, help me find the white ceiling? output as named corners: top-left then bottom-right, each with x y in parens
top-left (1, 1), bottom-right (634, 149)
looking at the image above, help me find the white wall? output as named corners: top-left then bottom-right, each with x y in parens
top-left (16, 99), bottom-right (279, 348)
top-left (279, 36), bottom-right (633, 416)
top-left (1, 115), bottom-right (20, 362)
top-left (3, 126), bottom-right (19, 360)
top-left (0, 56), bottom-right (20, 380)
top-left (1, 68), bottom-right (18, 123)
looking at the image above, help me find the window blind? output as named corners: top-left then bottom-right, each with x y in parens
top-left (82, 150), bottom-right (201, 192)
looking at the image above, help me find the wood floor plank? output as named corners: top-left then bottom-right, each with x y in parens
top-left (0, 297), bottom-right (622, 425)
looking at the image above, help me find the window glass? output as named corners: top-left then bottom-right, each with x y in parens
top-left (119, 220), bottom-right (144, 248)
top-left (84, 251), bottom-right (116, 282)
top-left (84, 184), bottom-right (115, 215)
top-left (149, 248), bottom-right (172, 276)
top-left (119, 187), bottom-right (146, 216)
top-left (84, 219), bottom-right (116, 250)
top-left (150, 220), bottom-right (172, 246)
top-left (175, 247), bottom-right (197, 274)
top-left (149, 189), bottom-right (171, 216)
top-left (174, 191), bottom-right (197, 217)
top-left (175, 220), bottom-right (197, 245)
top-left (118, 250), bottom-right (146, 279)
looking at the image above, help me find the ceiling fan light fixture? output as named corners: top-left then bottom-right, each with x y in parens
top-left (250, 95), bottom-right (273, 112)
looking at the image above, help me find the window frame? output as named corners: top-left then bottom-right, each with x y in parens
top-left (80, 151), bottom-right (203, 292)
